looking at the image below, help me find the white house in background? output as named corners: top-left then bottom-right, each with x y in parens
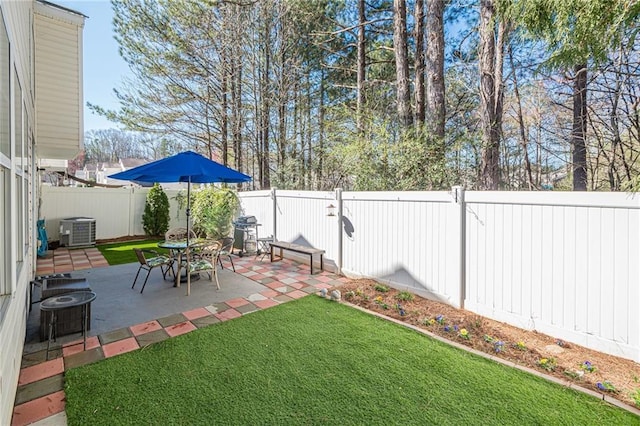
top-left (0, 0), bottom-right (84, 422)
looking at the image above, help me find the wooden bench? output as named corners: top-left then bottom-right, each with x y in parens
top-left (270, 241), bottom-right (325, 274)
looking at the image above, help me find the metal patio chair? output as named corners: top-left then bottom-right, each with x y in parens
top-left (132, 248), bottom-right (175, 293)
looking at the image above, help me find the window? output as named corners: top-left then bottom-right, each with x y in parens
top-left (13, 70), bottom-right (25, 275)
top-left (0, 9), bottom-right (11, 295)
top-left (0, 10), bottom-right (9, 158)
top-left (14, 71), bottom-right (24, 269)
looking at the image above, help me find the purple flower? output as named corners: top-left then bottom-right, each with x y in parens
top-left (453, 325), bottom-right (459, 332)
top-left (444, 325), bottom-right (451, 332)
top-left (436, 315), bottom-right (444, 323)
top-left (597, 382), bottom-right (606, 391)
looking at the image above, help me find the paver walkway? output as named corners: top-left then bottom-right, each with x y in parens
top-left (13, 249), bottom-right (346, 426)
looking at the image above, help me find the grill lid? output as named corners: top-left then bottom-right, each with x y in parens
top-left (236, 215), bottom-right (257, 224)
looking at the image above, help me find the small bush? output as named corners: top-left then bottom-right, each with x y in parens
top-left (142, 183), bottom-right (170, 236)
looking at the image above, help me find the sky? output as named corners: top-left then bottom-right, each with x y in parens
top-left (57, 0), bottom-right (131, 132)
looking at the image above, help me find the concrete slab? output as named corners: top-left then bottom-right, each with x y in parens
top-left (26, 262), bottom-right (267, 344)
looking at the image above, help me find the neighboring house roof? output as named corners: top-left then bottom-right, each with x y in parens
top-left (37, 0), bottom-right (87, 18)
top-left (120, 158), bottom-right (150, 168)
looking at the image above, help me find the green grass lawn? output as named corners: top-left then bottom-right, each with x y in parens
top-left (97, 239), bottom-right (168, 265)
top-left (64, 297), bottom-right (637, 425)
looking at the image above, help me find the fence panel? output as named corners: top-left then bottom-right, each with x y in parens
top-left (41, 187), bottom-right (134, 240)
top-left (238, 190), bottom-right (275, 239)
top-left (341, 191), bottom-right (463, 307)
top-left (464, 191), bottom-right (640, 361)
top-left (272, 191), bottom-right (339, 267)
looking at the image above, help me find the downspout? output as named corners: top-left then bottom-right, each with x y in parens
top-left (336, 187), bottom-right (343, 275)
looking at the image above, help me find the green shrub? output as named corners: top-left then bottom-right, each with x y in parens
top-left (142, 183), bottom-right (170, 236)
top-left (191, 186), bottom-right (240, 239)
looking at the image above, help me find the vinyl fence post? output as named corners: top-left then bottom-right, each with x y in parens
top-left (336, 188), bottom-right (343, 275)
top-left (451, 186), bottom-right (465, 308)
top-left (271, 187), bottom-right (277, 241)
top-left (129, 186), bottom-right (135, 237)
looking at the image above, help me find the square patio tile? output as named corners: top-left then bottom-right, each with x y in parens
top-left (253, 299), bottom-right (279, 309)
top-left (286, 290), bottom-right (308, 299)
top-left (11, 389), bottom-right (65, 426)
top-left (259, 289), bottom-right (279, 298)
top-left (247, 293), bottom-right (267, 302)
top-left (21, 350), bottom-right (49, 369)
top-left (191, 315), bottom-right (221, 328)
top-left (225, 298), bottom-right (250, 308)
top-left (14, 374), bottom-right (64, 405)
top-left (64, 347), bottom-right (105, 370)
top-left (314, 283), bottom-right (333, 290)
top-left (165, 321), bottom-right (197, 337)
top-left (214, 308), bottom-right (242, 321)
top-left (99, 327), bottom-right (134, 345)
top-left (302, 285), bottom-right (319, 294)
top-left (18, 358), bottom-right (64, 386)
top-left (273, 294), bottom-right (293, 303)
top-left (156, 313), bottom-right (188, 328)
top-left (182, 307), bottom-right (212, 321)
top-left (62, 336), bottom-right (101, 357)
top-left (205, 303), bottom-right (230, 314)
top-left (235, 303), bottom-right (259, 314)
top-left (266, 281), bottom-right (286, 290)
top-left (136, 329), bottom-right (170, 347)
top-left (130, 320), bottom-right (163, 336)
top-left (102, 337), bottom-right (140, 358)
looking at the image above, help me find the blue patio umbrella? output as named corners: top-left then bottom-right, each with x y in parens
top-left (109, 151), bottom-right (251, 292)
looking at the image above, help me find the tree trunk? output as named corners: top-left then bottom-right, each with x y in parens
top-left (572, 63), bottom-right (588, 191)
top-left (221, 63), bottom-right (229, 166)
top-left (478, 0), bottom-right (502, 190)
top-left (393, 0), bottom-right (412, 127)
top-left (413, 0), bottom-right (425, 125)
top-left (357, 0), bottom-right (366, 135)
top-left (278, 45), bottom-right (287, 185)
top-left (425, 0), bottom-right (445, 139)
top-left (508, 43), bottom-right (535, 190)
top-left (317, 70), bottom-right (325, 188)
top-left (259, 12), bottom-right (271, 189)
top-left (232, 54), bottom-right (243, 172)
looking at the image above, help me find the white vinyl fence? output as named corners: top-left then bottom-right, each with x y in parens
top-left (40, 185), bottom-right (640, 362)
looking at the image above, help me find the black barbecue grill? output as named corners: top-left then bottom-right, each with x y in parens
top-left (233, 216), bottom-right (260, 256)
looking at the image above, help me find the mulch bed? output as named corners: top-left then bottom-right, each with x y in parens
top-left (338, 279), bottom-right (640, 410)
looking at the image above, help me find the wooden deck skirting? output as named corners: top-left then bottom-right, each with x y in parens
top-left (269, 241), bottom-right (325, 274)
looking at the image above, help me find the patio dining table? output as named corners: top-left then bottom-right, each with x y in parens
top-left (157, 239), bottom-right (205, 287)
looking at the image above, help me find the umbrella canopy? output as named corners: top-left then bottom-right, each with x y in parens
top-left (108, 150), bottom-right (251, 184)
top-left (109, 151), bottom-right (251, 295)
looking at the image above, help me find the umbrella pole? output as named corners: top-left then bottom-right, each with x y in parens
top-left (186, 177), bottom-right (191, 296)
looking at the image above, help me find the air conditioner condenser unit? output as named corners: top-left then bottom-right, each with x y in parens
top-left (59, 217), bottom-right (96, 247)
